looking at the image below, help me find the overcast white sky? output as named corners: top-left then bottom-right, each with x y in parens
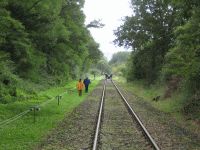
top-left (83, 0), bottom-right (132, 60)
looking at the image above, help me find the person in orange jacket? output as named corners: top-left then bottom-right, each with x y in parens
top-left (76, 79), bottom-right (84, 96)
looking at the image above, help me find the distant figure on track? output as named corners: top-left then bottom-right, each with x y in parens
top-left (105, 73), bottom-right (112, 80)
top-left (105, 73), bottom-right (108, 80)
top-left (83, 77), bottom-right (91, 93)
top-left (77, 79), bottom-right (84, 96)
top-left (109, 74), bottom-right (113, 79)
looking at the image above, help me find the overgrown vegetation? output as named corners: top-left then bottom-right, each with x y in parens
top-left (0, 0), bottom-right (102, 103)
top-left (114, 0), bottom-right (200, 120)
top-left (0, 78), bottom-right (100, 149)
top-left (94, 57), bottom-right (111, 75)
top-left (109, 51), bottom-right (130, 76)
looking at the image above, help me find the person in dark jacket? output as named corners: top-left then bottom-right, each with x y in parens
top-left (83, 77), bottom-right (91, 93)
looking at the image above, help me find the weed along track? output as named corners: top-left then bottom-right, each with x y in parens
top-left (92, 79), bottom-right (159, 150)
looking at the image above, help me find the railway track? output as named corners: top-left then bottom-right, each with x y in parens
top-left (92, 79), bottom-right (160, 150)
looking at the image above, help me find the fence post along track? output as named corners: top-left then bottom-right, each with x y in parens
top-left (56, 95), bottom-right (62, 106)
top-left (92, 80), bottom-right (106, 150)
top-left (30, 105), bottom-right (41, 123)
top-left (0, 91), bottom-right (67, 128)
top-left (112, 80), bottom-right (160, 150)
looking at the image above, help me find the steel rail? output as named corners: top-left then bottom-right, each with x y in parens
top-left (92, 80), bottom-right (106, 150)
top-left (112, 80), bottom-right (160, 150)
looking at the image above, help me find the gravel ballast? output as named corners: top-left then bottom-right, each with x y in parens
top-left (117, 82), bottom-right (200, 150)
top-left (36, 82), bottom-right (103, 150)
top-left (35, 80), bottom-right (200, 150)
top-left (98, 80), bottom-right (152, 150)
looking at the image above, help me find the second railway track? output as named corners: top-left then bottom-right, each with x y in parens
top-left (92, 79), bottom-right (160, 150)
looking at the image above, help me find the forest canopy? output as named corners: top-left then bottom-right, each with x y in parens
top-left (0, 0), bottom-right (102, 103)
top-left (114, 0), bottom-right (200, 117)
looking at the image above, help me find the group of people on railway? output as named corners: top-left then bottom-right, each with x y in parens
top-left (105, 73), bottom-right (112, 80)
top-left (76, 73), bottom-right (113, 96)
top-left (76, 77), bottom-right (91, 96)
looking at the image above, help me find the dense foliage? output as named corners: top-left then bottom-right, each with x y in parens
top-left (95, 57), bottom-right (111, 75)
top-left (109, 51), bottom-right (130, 65)
top-left (0, 0), bottom-right (102, 103)
top-left (109, 51), bottom-right (130, 76)
top-left (114, 0), bottom-right (200, 118)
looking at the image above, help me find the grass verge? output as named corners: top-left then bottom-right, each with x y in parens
top-left (114, 76), bottom-right (200, 131)
top-left (0, 78), bottom-right (100, 150)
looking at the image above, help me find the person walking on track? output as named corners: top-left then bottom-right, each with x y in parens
top-left (83, 77), bottom-right (91, 93)
top-left (77, 79), bottom-right (84, 96)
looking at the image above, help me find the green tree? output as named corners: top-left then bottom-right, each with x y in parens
top-left (114, 0), bottom-right (177, 83)
top-left (109, 51), bottom-right (130, 76)
top-left (0, 0), bottom-right (102, 103)
top-left (96, 58), bottom-right (111, 74)
top-left (163, 0), bottom-right (200, 116)
top-left (109, 51), bottom-right (130, 65)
